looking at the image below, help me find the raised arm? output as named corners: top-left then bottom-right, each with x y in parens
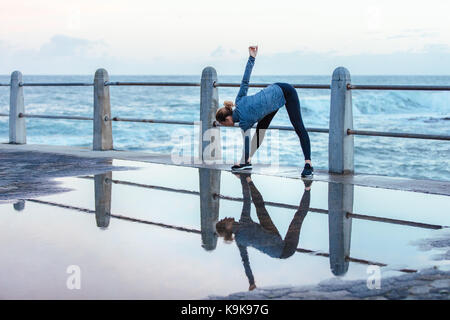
top-left (235, 46), bottom-right (258, 104)
top-left (237, 243), bottom-right (256, 288)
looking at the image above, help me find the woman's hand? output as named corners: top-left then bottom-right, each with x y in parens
top-left (249, 45), bottom-right (258, 58)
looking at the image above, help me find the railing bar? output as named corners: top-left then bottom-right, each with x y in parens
top-left (20, 82), bottom-right (93, 87)
top-left (346, 212), bottom-right (444, 230)
top-left (7, 82), bottom-right (449, 91)
top-left (216, 193), bottom-right (445, 230)
top-left (11, 113), bottom-right (449, 140)
top-left (18, 113), bottom-right (93, 121)
top-left (15, 114), bottom-right (197, 125)
top-left (345, 255), bottom-right (416, 273)
top-left (294, 248), bottom-right (397, 270)
top-left (216, 82), bottom-right (450, 91)
top-left (348, 129), bottom-right (450, 141)
top-left (111, 117), bottom-right (195, 125)
top-left (25, 199), bottom-right (201, 234)
top-left (105, 81), bottom-right (200, 87)
top-left (213, 121), bottom-right (329, 133)
top-left (348, 84), bottom-right (450, 91)
top-left (264, 125), bottom-right (329, 133)
top-left (214, 82), bottom-right (331, 89)
top-left (111, 214), bottom-right (202, 234)
top-left (213, 125), bottom-right (450, 139)
top-left (0, 113), bottom-right (9, 117)
top-left (105, 177), bottom-right (200, 196)
top-left (26, 198), bottom-right (410, 271)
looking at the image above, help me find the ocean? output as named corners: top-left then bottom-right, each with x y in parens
top-left (0, 74), bottom-right (449, 181)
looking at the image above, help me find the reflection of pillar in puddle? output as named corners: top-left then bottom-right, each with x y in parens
top-left (199, 168), bottom-right (221, 251)
top-left (328, 182), bottom-right (353, 276)
top-left (13, 200), bottom-right (25, 211)
top-left (94, 172), bottom-right (112, 229)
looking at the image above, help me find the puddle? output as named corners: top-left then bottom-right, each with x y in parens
top-left (0, 160), bottom-right (449, 299)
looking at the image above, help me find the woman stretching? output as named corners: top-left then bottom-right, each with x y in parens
top-left (215, 46), bottom-right (313, 177)
top-left (215, 173), bottom-right (312, 291)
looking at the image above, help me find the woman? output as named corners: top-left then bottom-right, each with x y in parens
top-left (215, 173), bottom-right (311, 291)
top-left (215, 46), bottom-right (313, 178)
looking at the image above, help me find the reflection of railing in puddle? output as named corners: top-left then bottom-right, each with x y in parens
top-left (77, 175), bottom-right (445, 231)
top-left (16, 168), bottom-right (446, 277)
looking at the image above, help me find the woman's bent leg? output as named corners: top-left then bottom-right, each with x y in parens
top-left (248, 181), bottom-right (280, 236)
top-left (239, 111), bottom-right (278, 164)
top-left (280, 190), bottom-right (310, 258)
top-left (275, 83), bottom-right (311, 161)
top-left (252, 111), bottom-right (277, 157)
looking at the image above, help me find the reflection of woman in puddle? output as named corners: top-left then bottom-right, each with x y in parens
top-left (215, 173), bottom-right (311, 291)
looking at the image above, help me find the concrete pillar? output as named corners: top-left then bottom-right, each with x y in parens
top-left (9, 71), bottom-right (26, 144)
top-left (329, 67), bottom-right (354, 174)
top-left (199, 67), bottom-right (221, 163)
top-left (328, 182), bottom-right (353, 276)
top-left (199, 168), bottom-right (221, 251)
top-left (93, 68), bottom-right (113, 151)
top-left (94, 172), bottom-right (112, 228)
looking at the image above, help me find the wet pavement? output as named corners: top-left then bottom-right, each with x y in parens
top-left (0, 150), bottom-right (449, 299)
top-left (0, 151), bottom-right (132, 202)
top-left (210, 266), bottom-right (450, 300)
top-left (2, 144), bottom-right (449, 196)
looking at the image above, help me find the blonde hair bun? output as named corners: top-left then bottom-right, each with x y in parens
top-left (223, 100), bottom-right (234, 110)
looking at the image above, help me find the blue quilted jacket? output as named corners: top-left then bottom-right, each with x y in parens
top-left (232, 56), bottom-right (286, 132)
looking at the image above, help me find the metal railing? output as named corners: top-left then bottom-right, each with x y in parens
top-left (1, 66), bottom-right (449, 174)
top-left (214, 82), bottom-right (331, 89)
top-left (18, 113), bottom-right (94, 121)
top-left (347, 129), bottom-right (450, 141)
top-left (19, 82), bottom-right (93, 87)
top-left (347, 84), bottom-right (450, 91)
top-left (106, 81), bottom-right (200, 87)
top-left (78, 175), bottom-right (448, 230)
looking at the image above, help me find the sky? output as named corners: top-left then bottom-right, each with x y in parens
top-left (0, 0), bottom-right (449, 75)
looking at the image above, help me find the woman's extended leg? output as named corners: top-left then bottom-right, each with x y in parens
top-left (274, 83), bottom-right (311, 161)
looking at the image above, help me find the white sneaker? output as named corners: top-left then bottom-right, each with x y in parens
top-left (231, 163), bottom-right (252, 171)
